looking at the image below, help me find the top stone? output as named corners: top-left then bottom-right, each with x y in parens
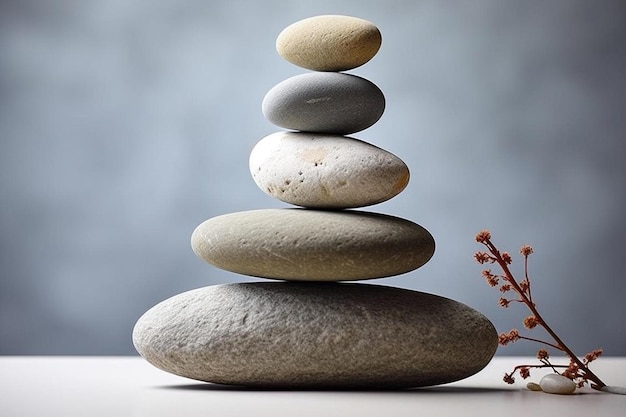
top-left (276, 15), bottom-right (382, 72)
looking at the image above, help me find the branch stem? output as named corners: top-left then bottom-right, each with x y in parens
top-left (517, 335), bottom-right (563, 351)
top-left (483, 238), bottom-right (607, 390)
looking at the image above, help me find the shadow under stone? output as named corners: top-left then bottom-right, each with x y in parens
top-left (155, 383), bottom-right (514, 394)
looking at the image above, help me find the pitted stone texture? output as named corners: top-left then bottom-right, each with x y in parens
top-left (249, 132), bottom-right (409, 209)
top-left (133, 282), bottom-right (498, 388)
top-left (191, 209), bottom-right (434, 281)
top-left (262, 72), bottom-right (385, 135)
top-left (276, 15), bottom-right (382, 72)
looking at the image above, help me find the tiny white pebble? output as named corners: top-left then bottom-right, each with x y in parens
top-left (539, 373), bottom-right (576, 394)
top-left (527, 382), bottom-right (542, 391)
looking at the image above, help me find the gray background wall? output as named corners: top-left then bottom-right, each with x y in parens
top-left (1, 0), bottom-right (625, 356)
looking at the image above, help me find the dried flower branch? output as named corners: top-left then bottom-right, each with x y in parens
top-left (474, 230), bottom-right (608, 392)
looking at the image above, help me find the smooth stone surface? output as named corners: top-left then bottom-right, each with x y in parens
top-left (191, 209), bottom-right (434, 281)
top-left (539, 374), bottom-right (576, 394)
top-left (601, 386), bottom-right (626, 395)
top-left (262, 72), bottom-right (385, 135)
top-left (249, 131), bottom-right (409, 209)
top-left (133, 282), bottom-right (499, 388)
top-left (276, 15), bottom-right (382, 72)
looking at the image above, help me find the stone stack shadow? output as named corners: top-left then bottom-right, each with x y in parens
top-left (133, 15), bottom-right (498, 389)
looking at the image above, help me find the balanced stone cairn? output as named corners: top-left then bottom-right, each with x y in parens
top-left (133, 15), bottom-right (498, 389)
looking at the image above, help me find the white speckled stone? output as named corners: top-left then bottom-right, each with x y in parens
top-left (276, 15), bottom-right (382, 72)
top-left (539, 373), bottom-right (576, 394)
top-left (249, 131), bottom-right (409, 209)
top-left (191, 209), bottom-right (435, 281)
top-left (132, 282), bottom-right (498, 388)
top-left (262, 72), bottom-right (385, 135)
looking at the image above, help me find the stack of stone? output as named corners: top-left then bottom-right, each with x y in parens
top-left (133, 15), bottom-right (497, 389)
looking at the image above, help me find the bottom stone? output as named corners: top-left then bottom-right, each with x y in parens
top-left (133, 282), bottom-right (497, 388)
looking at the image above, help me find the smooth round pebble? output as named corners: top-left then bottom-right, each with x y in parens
top-left (133, 282), bottom-right (498, 388)
top-left (249, 131), bottom-right (409, 208)
top-left (191, 209), bottom-right (435, 281)
top-left (262, 72), bottom-right (385, 135)
top-left (276, 15), bottom-right (382, 72)
top-left (539, 373), bottom-right (577, 394)
top-left (526, 382), bottom-right (542, 391)
top-left (601, 386), bottom-right (626, 395)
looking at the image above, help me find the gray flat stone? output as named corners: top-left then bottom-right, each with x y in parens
top-left (249, 131), bottom-right (409, 209)
top-left (133, 282), bottom-right (498, 388)
top-left (191, 209), bottom-right (435, 281)
top-left (262, 72), bottom-right (385, 135)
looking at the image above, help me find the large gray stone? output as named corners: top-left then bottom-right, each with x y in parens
top-left (191, 209), bottom-right (435, 281)
top-left (262, 72), bottom-right (385, 135)
top-left (276, 15), bottom-right (382, 72)
top-left (249, 131), bottom-right (409, 209)
top-left (132, 282), bottom-right (498, 388)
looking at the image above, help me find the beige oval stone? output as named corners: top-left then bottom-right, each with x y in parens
top-left (133, 282), bottom-right (498, 388)
top-left (191, 209), bottom-right (435, 281)
top-left (276, 15), bottom-right (382, 71)
top-left (249, 132), bottom-right (409, 209)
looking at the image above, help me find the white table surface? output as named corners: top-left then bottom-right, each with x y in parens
top-left (1, 356), bottom-right (624, 417)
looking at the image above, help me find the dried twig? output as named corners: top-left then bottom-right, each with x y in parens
top-left (474, 230), bottom-right (606, 390)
